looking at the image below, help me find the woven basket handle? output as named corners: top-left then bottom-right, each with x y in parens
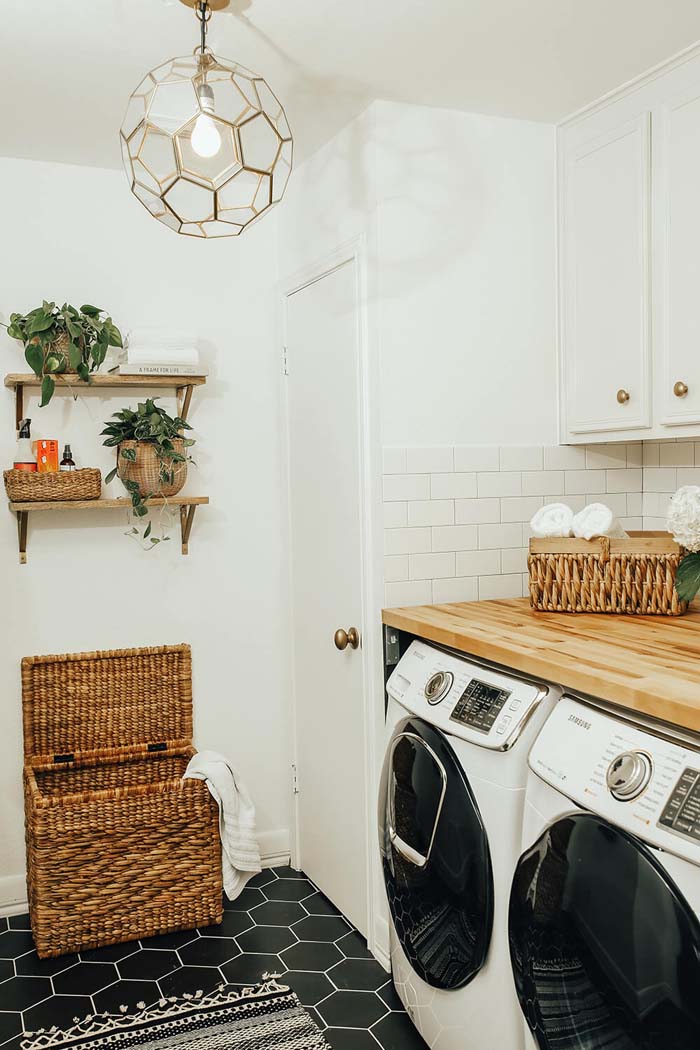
top-left (599, 535), bottom-right (611, 562)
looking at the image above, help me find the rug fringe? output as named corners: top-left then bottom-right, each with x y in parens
top-left (21, 978), bottom-right (290, 1050)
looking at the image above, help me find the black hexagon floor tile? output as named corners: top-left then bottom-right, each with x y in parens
top-left (7, 915), bottom-right (30, 932)
top-left (1, 868), bottom-right (424, 1047)
top-left (53, 962), bottom-right (119, 996)
top-left (251, 901), bottom-right (306, 926)
top-left (317, 990), bottom-right (388, 1028)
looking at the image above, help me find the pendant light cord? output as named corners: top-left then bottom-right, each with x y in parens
top-left (195, 1), bottom-right (212, 55)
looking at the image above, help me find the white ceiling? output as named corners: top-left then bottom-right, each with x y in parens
top-left (3, 0), bottom-right (700, 170)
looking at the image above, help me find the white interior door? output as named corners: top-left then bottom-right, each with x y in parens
top-left (285, 258), bottom-right (368, 936)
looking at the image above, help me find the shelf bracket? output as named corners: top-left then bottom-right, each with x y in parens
top-left (180, 504), bottom-right (197, 555)
top-left (15, 382), bottom-right (24, 431)
top-left (17, 510), bottom-right (28, 564)
top-left (176, 384), bottom-right (194, 423)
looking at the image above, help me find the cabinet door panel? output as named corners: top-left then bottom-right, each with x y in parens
top-left (656, 84), bottom-right (700, 426)
top-left (562, 113), bottom-right (651, 435)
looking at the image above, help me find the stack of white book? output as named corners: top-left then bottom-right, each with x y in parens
top-left (109, 330), bottom-right (208, 377)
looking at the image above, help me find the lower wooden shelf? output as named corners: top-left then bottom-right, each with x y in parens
top-left (8, 496), bottom-right (209, 563)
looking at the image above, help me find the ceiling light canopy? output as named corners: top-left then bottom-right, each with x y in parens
top-left (119, 0), bottom-right (293, 238)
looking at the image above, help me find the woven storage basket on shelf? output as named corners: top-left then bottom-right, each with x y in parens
top-left (22, 643), bottom-right (222, 958)
top-left (528, 531), bottom-right (688, 615)
top-left (117, 439), bottom-right (187, 497)
top-left (4, 468), bottom-right (101, 502)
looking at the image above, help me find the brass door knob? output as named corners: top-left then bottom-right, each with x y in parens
top-left (334, 627), bottom-right (360, 651)
top-left (616, 388), bottom-right (630, 405)
top-left (674, 380), bottom-right (689, 398)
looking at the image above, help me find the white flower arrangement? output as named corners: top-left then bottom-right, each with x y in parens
top-left (667, 485), bottom-right (700, 600)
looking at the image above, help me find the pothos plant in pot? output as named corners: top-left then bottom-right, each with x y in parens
top-left (102, 399), bottom-right (195, 548)
top-left (2, 301), bottom-right (122, 406)
top-left (668, 485), bottom-right (700, 601)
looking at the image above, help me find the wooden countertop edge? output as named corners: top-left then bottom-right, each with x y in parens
top-left (382, 602), bottom-right (700, 734)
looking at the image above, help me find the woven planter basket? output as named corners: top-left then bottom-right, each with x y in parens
top-left (22, 643), bottom-right (223, 958)
top-left (117, 439), bottom-right (187, 498)
top-left (528, 531), bottom-right (688, 616)
top-left (4, 468), bottom-right (101, 502)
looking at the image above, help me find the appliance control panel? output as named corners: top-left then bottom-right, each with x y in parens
top-left (386, 639), bottom-right (547, 750)
top-left (530, 695), bottom-right (700, 866)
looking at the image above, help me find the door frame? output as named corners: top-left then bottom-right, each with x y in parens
top-left (280, 234), bottom-right (387, 963)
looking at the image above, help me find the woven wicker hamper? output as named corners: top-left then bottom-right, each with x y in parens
top-left (22, 643), bottom-right (223, 958)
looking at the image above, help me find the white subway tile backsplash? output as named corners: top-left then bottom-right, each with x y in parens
top-left (605, 468), bottom-right (643, 493)
top-left (565, 470), bottom-right (607, 494)
top-left (478, 523), bottom-right (523, 549)
top-left (383, 443), bottom-right (646, 607)
top-left (620, 517), bottom-right (643, 530)
top-left (586, 445), bottom-right (627, 470)
top-left (544, 446), bottom-right (587, 470)
top-left (430, 473), bottom-right (477, 499)
top-left (499, 446), bottom-right (543, 471)
top-left (478, 574), bottom-right (523, 600)
top-left (500, 496), bottom-right (544, 522)
top-left (383, 473), bottom-right (430, 501)
top-left (521, 470), bottom-right (565, 496)
top-left (643, 467), bottom-right (678, 492)
top-left (456, 549), bottom-right (501, 576)
top-left (455, 498), bottom-right (501, 524)
top-left (454, 446), bottom-right (500, 472)
top-left (382, 447), bottom-right (406, 474)
top-left (409, 552), bottom-right (456, 580)
top-left (385, 527), bottom-right (432, 555)
top-left (432, 577), bottom-right (479, 603)
top-left (660, 442), bottom-right (694, 467)
top-left (384, 555), bottom-right (408, 582)
top-left (432, 525), bottom-right (479, 552)
top-left (642, 443), bottom-right (661, 467)
top-left (501, 547), bottom-right (528, 574)
top-left (406, 446), bottom-right (454, 473)
top-left (477, 472), bottom-right (522, 498)
top-left (385, 580), bottom-right (432, 606)
top-left (676, 468), bottom-right (700, 486)
top-left (407, 500), bottom-right (454, 526)
top-left (383, 501), bottom-right (408, 528)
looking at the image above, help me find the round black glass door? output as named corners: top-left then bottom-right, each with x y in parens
top-left (509, 813), bottom-right (700, 1050)
top-left (378, 716), bottom-right (493, 990)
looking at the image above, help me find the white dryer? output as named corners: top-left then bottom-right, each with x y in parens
top-left (509, 695), bottom-right (700, 1050)
top-left (378, 639), bottom-right (562, 1050)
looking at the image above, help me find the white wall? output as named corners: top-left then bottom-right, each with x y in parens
top-left (374, 101), bottom-right (557, 447)
top-left (0, 157), bottom-right (292, 908)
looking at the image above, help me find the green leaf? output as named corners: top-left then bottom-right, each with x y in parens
top-left (44, 355), bottom-right (60, 373)
top-left (143, 521), bottom-right (152, 539)
top-left (39, 375), bottom-right (55, 407)
top-left (675, 553), bottom-right (700, 602)
top-left (105, 467), bottom-right (118, 485)
top-left (120, 446), bottom-right (137, 462)
top-left (80, 304), bottom-right (101, 316)
top-left (27, 312), bottom-right (54, 335)
top-left (77, 362), bottom-right (90, 382)
top-left (24, 343), bottom-right (44, 376)
top-left (68, 342), bottom-right (82, 370)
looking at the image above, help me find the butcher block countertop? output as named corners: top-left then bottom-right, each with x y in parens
top-left (382, 598), bottom-right (700, 734)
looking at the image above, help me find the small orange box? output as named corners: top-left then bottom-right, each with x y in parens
top-left (32, 439), bottom-right (59, 473)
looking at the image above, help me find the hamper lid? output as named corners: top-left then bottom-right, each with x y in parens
top-left (21, 643), bottom-right (193, 759)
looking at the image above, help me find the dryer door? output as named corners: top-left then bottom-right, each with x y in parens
top-left (378, 716), bottom-right (494, 990)
top-left (509, 813), bottom-right (700, 1050)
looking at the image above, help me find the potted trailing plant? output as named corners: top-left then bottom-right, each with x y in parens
top-left (102, 398), bottom-right (195, 547)
top-left (2, 301), bottom-right (122, 406)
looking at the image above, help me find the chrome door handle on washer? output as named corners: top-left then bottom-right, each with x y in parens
top-left (387, 732), bottom-right (448, 869)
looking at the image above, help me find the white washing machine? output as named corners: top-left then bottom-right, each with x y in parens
top-left (378, 639), bottom-right (562, 1050)
top-left (509, 694), bottom-right (700, 1050)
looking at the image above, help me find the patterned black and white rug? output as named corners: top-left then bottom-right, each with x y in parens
top-left (20, 980), bottom-right (330, 1050)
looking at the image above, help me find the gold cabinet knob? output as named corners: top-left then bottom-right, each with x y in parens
top-left (674, 380), bottom-right (689, 398)
top-left (334, 627), bottom-right (360, 651)
top-left (616, 389), bottom-right (630, 405)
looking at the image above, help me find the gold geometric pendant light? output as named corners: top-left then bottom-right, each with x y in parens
top-left (120, 0), bottom-right (293, 238)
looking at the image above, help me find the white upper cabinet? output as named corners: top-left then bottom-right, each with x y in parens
top-left (561, 112), bottom-right (651, 436)
top-left (559, 47), bottom-right (700, 443)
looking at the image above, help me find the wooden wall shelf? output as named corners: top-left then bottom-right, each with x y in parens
top-left (4, 373), bottom-right (207, 427)
top-left (9, 497), bottom-right (209, 563)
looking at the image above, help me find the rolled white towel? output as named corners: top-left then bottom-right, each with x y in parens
top-left (530, 503), bottom-right (574, 538)
top-left (572, 502), bottom-right (628, 541)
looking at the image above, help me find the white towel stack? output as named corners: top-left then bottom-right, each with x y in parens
top-left (183, 750), bottom-right (262, 900)
top-left (530, 502), bottom-right (628, 540)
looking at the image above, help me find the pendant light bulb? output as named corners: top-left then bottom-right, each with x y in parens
top-left (192, 82), bottom-right (221, 157)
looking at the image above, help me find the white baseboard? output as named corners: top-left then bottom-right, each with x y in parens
top-left (0, 828), bottom-right (291, 919)
top-left (371, 913), bottom-right (391, 972)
